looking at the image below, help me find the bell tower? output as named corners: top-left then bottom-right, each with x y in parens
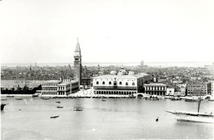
top-left (74, 38), bottom-right (82, 85)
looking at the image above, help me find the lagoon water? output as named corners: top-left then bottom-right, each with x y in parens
top-left (1, 98), bottom-right (214, 140)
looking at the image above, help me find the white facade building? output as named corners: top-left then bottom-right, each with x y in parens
top-left (41, 79), bottom-right (79, 97)
top-left (166, 88), bottom-right (175, 96)
top-left (93, 71), bottom-right (152, 96)
top-left (144, 83), bottom-right (167, 96)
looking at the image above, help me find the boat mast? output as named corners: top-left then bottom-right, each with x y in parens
top-left (197, 97), bottom-right (202, 113)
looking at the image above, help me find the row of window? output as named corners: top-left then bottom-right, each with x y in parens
top-left (145, 86), bottom-right (166, 91)
top-left (96, 81), bottom-right (135, 86)
top-left (95, 90), bottom-right (136, 95)
top-left (145, 91), bottom-right (166, 96)
top-left (43, 87), bottom-right (57, 91)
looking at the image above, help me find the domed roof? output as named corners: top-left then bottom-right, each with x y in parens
top-left (118, 69), bottom-right (127, 75)
top-left (110, 71), bottom-right (117, 75)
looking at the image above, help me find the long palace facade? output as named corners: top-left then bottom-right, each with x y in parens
top-left (93, 69), bottom-right (152, 96)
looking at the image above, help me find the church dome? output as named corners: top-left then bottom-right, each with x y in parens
top-left (110, 71), bottom-right (117, 75)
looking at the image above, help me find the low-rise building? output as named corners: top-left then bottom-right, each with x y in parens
top-left (41, 79), bottom-right (79, 96)
top-left (176, 83), bottom-right (186, 96)
top-left (144, 83), bottom-right (167, 96)
top-left (207, 81), bottom-right (214, 96)
top-left (166, 88), bottom-right (175, 96)
top-left (186, 81), bottom-right (207, 96)
top-left (93, 70), bottom-right (152, 96)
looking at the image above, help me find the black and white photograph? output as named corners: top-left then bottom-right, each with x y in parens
top-left (1, 0), bottom-right (214, 139)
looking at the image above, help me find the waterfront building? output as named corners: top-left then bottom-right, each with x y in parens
top-left (186, 81), bottom-right (207, 96)
top-left (166, 88), bottom-right (175, 96)
top-left (176, 83), bottom-right (186, 96)
top-left (93, 69), bottom-right (152, 96)
top-left (207, 81), bottom-right (214, 96)
top-left (74, 39), bottom-right (82, 86)
top-left (1, 80), bottom-right (46, 90)
top-left (41, 80), bottom-right (60, 96)
top-left (144, 83), bottom-right (167, 96)
top-left (41, 79), bottom-right (79, 96)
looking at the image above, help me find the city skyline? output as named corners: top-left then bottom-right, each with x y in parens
top-left (1, 0), bottom-right (214, 65)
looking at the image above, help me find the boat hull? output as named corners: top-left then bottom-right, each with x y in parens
top-left (176, 115), bottom-right (214, 123)
top-left (167, 110), bottom-right (214, 123)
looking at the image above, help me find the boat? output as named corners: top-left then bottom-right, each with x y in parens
top-left (41, 97), bottom-right (51, 100)
top-left (167, 97), bottom-right (214, 123)
top-left (73, 107), bottom-right (83, 111)
top-left (1, 104), bottom-right (6, 111)
top-left (57, 106), bottom-right (63, 108)
top-left (101, 98), bottom-right (106, 102)
top-left (149, 95), bottom-right (159, 101)
top-left (1, 98), bottom-right (7, 101)
top-left (32, 93), bottom-right (39, 97)
top-left (50, 115), bottom-right (59, 119)
top-left (56, 101), bottom-right (61, 103)
top-left (6, 95), bottom-right (14, 97)
top-left (101, 99), bottom-right (106, 101)
top-left (15, 98), bottom-right (23, 100)
top-left (184, 98), bottom-right (198, 102)
top-left (183, 96), bottom-right (199, 102)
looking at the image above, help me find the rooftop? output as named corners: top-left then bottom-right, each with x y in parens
top-left (144, 83), bottom-right (166, 86)
top-left (58, 80), bottom-right (78, 85)
top-left (93, 73), bottom-right (149, 79)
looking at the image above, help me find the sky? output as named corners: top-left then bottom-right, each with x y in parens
top-left (0, 0), bottom-right (214, 66)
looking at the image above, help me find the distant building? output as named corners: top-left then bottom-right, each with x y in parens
top-left (41, 79), bottom-right (79, 96)
top-left (144, 83), bottom-right (167, 96)
top-left (81, 66), bottom-right (93, 88)
top-left (1, 80), bottom-right (46, 90)
top-left (93, 69), bottom-right (152, 96)
top-left (74, 39), bottom-right (82, 86)
top-left (140, 60), bottom-right (144, 67)
top-left (207, 81), bottom-right (214, 96)
top-left (186, 81), bottom-right (207, 96)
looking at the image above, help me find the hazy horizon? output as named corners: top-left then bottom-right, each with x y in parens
top-left (1, 61), bottom-right (213, 68)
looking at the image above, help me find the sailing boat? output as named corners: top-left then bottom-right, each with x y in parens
top-left (167, 97), bottom-right (214, 123)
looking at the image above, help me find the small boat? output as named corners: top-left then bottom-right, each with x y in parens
top-left (101, 98), bottom-right (106, 102)
top-left (184, 96), bottom-right (199, 102)
top-left (50, 115), bottom-right (59, 119)
top-left (32, 94), bottom-right (39, 97)
top-left (167, 97), bottom-right (214, 123)
top-left (73, 107), bottom-right (83, 111)
top-left (1, 104), bottom-right (6, 111)
top-left (185, 98), bottom-right (198, 102)
top-left (149, 96), bottom-right (159, 101)
top-left (57, 106), bottom-right (63, 108)
top-left (1, 98), bottom-right (7, 101)
top-left (56, 101), bottom-right (61, 104)
top-left (15, 98), bottom-right (23, 100)
top-left (41, 97), bottom-right (51, 100)
top-left (6, 95), bottom-right (14, 97)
